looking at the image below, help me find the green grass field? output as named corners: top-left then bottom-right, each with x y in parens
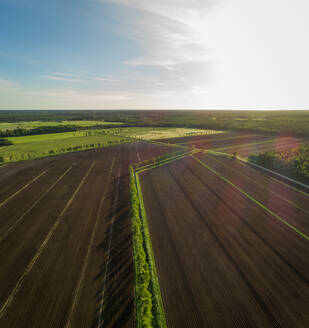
top-left (6, 130), bottom-right (103, 144)
top-left (0, 132), bottom-right (128, 162)
top-left (0, 120), bottom-right (123, 131)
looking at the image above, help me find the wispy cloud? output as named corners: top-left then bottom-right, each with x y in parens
top-left (94, 77), bottom-right (122, 83)
top-left (43, 72), bottom-right (122, 84)
top-left (43, 74), bottom-right (83, 83)
top-left (101, 0), bottom-right (216, 67)
top-left (52, 72), bottom-right (72, 77)
top-left (93, 0), bottom-right (216, 106)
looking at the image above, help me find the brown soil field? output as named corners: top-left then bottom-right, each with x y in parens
top-left (139, 155), bottom-right (309, 328)
top-left (0, 142), bottom-right (175, 328)
top-left (158, 132), bottom-right (271, 145)
top-left (216, 137), bottom-right (309, 157)
top-left (158, 132), bottom-right (308, 158)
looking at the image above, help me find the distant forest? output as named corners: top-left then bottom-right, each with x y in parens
top-left (0, 124), bottom-right (126, 137)
top-left (0, 110), bottom-right (309, 136)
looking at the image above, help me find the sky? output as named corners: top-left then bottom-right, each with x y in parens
top-left (0, 0), bottom-right (309, 110)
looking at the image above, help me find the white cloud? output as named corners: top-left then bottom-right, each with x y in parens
top-left (100, 0), bottom-right (217, 68)
top-left (94, 77), bottom-right (122, 83)
top-left (52, 72), bottom-right (72, 77)
top-left (43, 75), bottom-right (83, 83)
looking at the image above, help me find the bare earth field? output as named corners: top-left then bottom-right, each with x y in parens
top-left (140, 155), bottom-right (309, 328)
top-left (159, 132), bottom-right (309, 157)
top-left (0, 142), bottom-right (175, 328)
top-left (1, 135), bottom-right (309, 328)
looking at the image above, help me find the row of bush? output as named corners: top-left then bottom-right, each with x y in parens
top-left (0, 138), bottom-right (13, 147)
top-left (129, 166), bottom-right (153, 327)
top-left (248, 144), bottom-right (309, 184)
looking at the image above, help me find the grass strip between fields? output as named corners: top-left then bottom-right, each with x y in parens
top-left (130, 166), bottom-right (167, 328)
top-left (192, 155), bottom-right (309, 242)
top-left (130, 149), bottom-right (197, 327)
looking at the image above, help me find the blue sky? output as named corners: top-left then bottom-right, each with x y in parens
top-left (1, 0), bottom-right (309, 109)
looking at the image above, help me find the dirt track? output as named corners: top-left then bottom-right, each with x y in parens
top-left (140, 155), bottom-right (309, 328)
top-left (0, 142), bottom-right (174, 328)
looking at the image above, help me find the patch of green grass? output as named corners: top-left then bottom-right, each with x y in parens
top-left (7, 130), bottom-right (99, 144)
top-left (0, 131), bottom-right (129, 162)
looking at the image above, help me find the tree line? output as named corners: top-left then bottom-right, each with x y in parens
top-left (248, 144), bottom-right (309, 184)
top-left (0, 124), bottom-right (128, 138)
top-left (0, 138), bottom-right (13, 147)
top-left (1, 110), bottom-right (309, 136)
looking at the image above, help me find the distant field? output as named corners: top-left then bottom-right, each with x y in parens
top-left (0, 127), bottom-right (220, 163)
top-left (159, 132), bottom-right (309, 158)
top-left (112, 127), bottom-right (223, 140)
top-left (7, 130), bottom-right (104, 144)
top-left (0, 120), bottom-right (123, 131)
top-left (0, 131), bottom-right (127, 162)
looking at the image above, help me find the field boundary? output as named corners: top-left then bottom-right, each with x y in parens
top-left (130, 165), bottom-right (167, 328)
top-left (192, 155), bottom-right (309, 242)
top-left (130, 148), bottom-right (197, 327)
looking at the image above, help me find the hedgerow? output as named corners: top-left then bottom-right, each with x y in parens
top-left (130, 166), bottom-right (153, 327)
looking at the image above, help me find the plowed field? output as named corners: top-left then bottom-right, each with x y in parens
top-left (139, 155), bottom-right (309, 328)
top-left (0, 142), bottom-right (174, 328)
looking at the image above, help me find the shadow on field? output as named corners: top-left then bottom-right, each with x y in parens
top-left (92, 173), bottom-right (134, 328)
